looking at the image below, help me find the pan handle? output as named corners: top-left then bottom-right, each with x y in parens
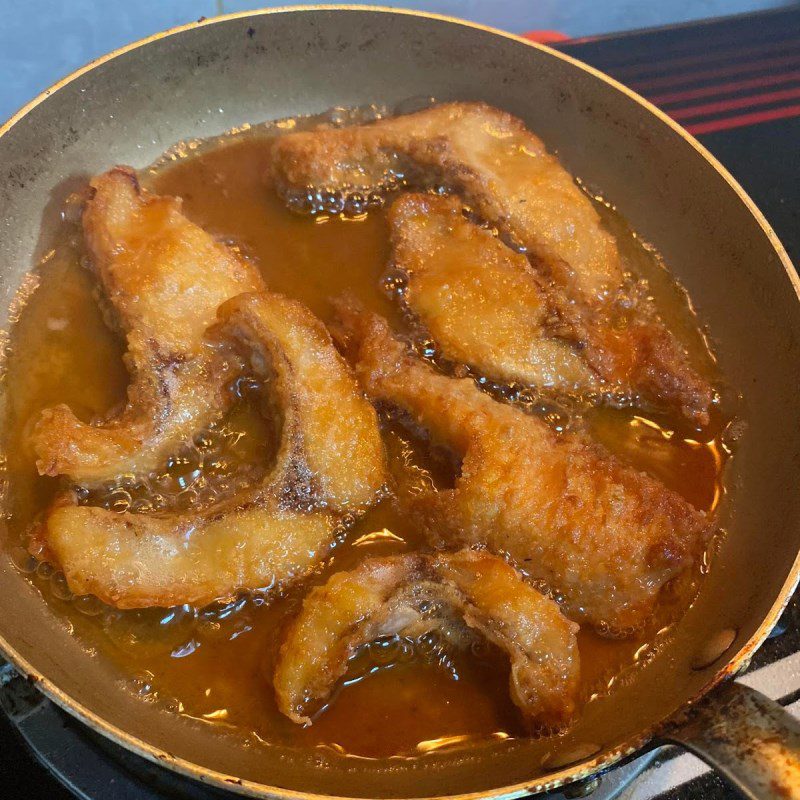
top-left (660, 680), bottom-right (800, 800)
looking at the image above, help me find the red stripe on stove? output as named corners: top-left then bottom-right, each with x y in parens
top-left (629, 52), bottom-right (800, 91)
top-left (671, 86), bottom-right (800, 120)
top-left (649, 71), bottom-right (800, 106)
top-left (684, 103), bottom-right (800, 134)
top-left (521, 30), bottom-right (570, 44)
top-left (611, 37), bottom-right (800, 78)
top-left (564, 27), bottom-right (795, 66)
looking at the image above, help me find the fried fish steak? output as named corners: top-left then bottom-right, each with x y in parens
top-left (388, 193), bottom-right (598, 390)
top-left (32, 166), bottom-right (265, 484)
top-left (271, 102), bottom-right (714, 421)
top-left (274, 549), bottom-right (580, 729)
top-left (334, 304), bottom-right (712, 633)
top-left (33, 292), bottom-right (385, 609)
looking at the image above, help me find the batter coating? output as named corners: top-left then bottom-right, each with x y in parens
top-left (272, 102), bottom-right (713, 421)
top-left (274, 550), bottom-right (580, 729)
top-left (33, 167), bottom-right (265, 483)
top-left (33, 293), bottom-right (385, 608)
top-left (334, 303), bottom-right (712, 633)
top-left (389, 193), bottom-right (597, 390)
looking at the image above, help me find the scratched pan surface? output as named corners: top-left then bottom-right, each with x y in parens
top-left (0, 7), bottom-right (798, 799)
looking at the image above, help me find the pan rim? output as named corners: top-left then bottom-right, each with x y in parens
top-left (1, 5), bottom-right (799, 799)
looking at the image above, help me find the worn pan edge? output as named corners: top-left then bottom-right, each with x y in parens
top-left (0, 5), bottom-right (798, 798)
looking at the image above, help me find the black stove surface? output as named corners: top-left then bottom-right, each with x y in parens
top-left (3, 6), bottom-right (800, 799)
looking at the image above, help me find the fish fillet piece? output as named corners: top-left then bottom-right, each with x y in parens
top-left (34, 292), bottom-right (385, 609)
top-left (271, 102), bottom-right (713, 421)
top-left (389, 193), bottom-right (597, 390)
top-left (274, 549), bottom-right (580, 729)
top-left (32, 166), bottom-right (264, 484)
top-left (335, 304), bottom-right (712, 633)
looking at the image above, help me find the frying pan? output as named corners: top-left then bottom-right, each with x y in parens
top-left (0, 6), bottom-right (798, 799)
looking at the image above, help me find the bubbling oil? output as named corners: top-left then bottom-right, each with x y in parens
top-left (78, 378), bottom-right (274, 516)
top-left (1, 108), bottom-right (733, 760)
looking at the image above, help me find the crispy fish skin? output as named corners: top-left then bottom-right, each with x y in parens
top-left (335, 305), bottom-right (712, 633)
top-left (388, 193), bottom-right (598, 390)
top-left (271, 102), bottom-right (713, 421)
top-left (36, 292), bottom-right (385, 609)
top-left (271, 103), bottom-right (618, 299)
top-left (44, 501), bottom-right (335, 610)
top-left (274, 549), bottom-right (580, 729)
top-left (32, 167), bottom-right (265, 484)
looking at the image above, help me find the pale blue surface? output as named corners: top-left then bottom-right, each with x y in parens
top-left (0, 0), bottom-right (792, 123)
top-left (1, 0), bottom-right (216, 121)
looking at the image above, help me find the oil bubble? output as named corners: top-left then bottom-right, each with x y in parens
top-left (104, 489), bottom-right (131, 513)
top-left (74, 594), bottom-right (104, 616)
top-left (36, 560), bottom-right (55, 580)
top-left (10, 546), bottom-right (37, 574)
top-left (50, 571), bottom-right (73, 601)
top-left (131, 671), bottom-right (156, 697)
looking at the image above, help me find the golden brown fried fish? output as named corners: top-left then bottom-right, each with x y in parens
top-left (34, 293), bottom-right (385, 609)
top-left (271, 102), bottom-right (713, 421)
top-left (388, 193), bottom-right (597, 390)
top-left (274, 549), bottom-right (580, 729)
top-left (334, 304), bottom-right (712, 633)
top-left (32, 167), bottom-right (265, 484)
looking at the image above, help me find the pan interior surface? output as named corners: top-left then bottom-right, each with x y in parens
top-left (0, 8), bottom-right (798, 798)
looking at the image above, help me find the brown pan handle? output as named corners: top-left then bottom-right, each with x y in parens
top-left (660, 680), bottom-right (800, 800)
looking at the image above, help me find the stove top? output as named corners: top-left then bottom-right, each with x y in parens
top-left (3, 6), bottom-right (800, 799)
